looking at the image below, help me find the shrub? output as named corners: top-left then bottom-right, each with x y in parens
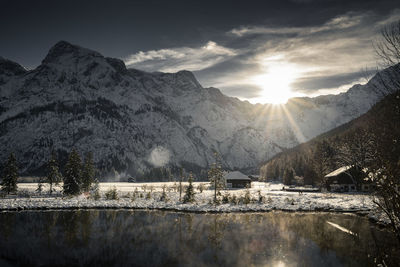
top-left (146, 192), bottom-right (151, 199)
top-left (222, 192), bottom-right (231, 204)
top-left (105, 187), bottom-right (119, 200)
top-left (257, 190), bottom-right (264, 203)
top-left (90, 179), bottom-right (100, 200)
top-left (230, 195), bottom-right (239, 205)
top-left (285, 197), bottom-right (295, 205)
top-left (197, 183), bottom-right (205, 193)
top-left (160, 191), bottom-right (168, 202)
top-left (134, 187), bottom-right (139, 197)
top-left (210, 197), bottom-right (221, 205)
top-left (36, 180), bottom-right (44, 195)
top-left (92, 190), bottom-right (101, 200)
top-left (243, 189), bottom-right (251, 205)
top-left (160, 185), bottom-right (169, 202)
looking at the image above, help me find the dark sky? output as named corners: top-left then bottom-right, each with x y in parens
top-left (2, 0), bottom-right (400, 103)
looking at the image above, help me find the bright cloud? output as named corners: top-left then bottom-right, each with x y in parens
top-left (124, 41), bottom-right (237, 73)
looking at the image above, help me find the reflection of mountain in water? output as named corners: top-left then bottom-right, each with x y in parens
top-left (0, 210), bottom-right (398, 266)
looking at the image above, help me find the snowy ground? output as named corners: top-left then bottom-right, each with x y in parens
top-left (0, 181), bottom-right (390, 224)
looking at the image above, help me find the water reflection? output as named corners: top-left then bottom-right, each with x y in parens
top-left (0, 210), bottom-right (398, 266)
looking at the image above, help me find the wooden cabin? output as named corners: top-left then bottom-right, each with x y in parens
top-left (224, 171), bottom-right (252, 188)
top-left (325, 166), bottom-right (376, 192)
top-left (325, 166), bottom-right (357, 192)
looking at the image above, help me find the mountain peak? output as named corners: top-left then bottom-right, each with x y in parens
top-left (0, 57), bottom-right (27, 76)
top-left (42, 40), bottom-right (102, 64)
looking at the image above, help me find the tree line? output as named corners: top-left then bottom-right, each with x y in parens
top-left (1, 149), bottom-right (96, 196)
top-left (260, 90), bottom-right (399, 188)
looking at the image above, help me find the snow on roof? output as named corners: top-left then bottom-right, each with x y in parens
top-left (224, 171), bottom-right (251, 181)
top-left (325, 166), bottom-right (352, 178)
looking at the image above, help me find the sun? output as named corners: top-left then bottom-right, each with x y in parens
top-left (250, 57), bottom-right (299, 104)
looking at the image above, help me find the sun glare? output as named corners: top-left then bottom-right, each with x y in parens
top-left (250, 57), bottom-right (300, 104)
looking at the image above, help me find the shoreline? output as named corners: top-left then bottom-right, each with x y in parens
top-left (0, 181), bottom-right (389, 226)
top-left (0, 197), bottom-right (387, 227)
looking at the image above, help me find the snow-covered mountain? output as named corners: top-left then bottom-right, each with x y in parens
top-left (0, 41), bottom-right (398, 177)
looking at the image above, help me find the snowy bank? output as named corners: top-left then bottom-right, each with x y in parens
top-left (0, 182), bottom-right (388, 225)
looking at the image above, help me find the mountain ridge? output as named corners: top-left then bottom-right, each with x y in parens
top-left (0, 41), bottom-right (398, 178)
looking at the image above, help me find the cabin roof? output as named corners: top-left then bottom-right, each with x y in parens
top-left (325, 166), bottom-right (352, 178)
top-left (224, 171), bottom-right (251, 181)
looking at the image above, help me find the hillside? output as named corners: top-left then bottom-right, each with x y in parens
top-left (260, 89), bottom-right (400, 184)
top-left (0, 41), bottom-right (399, 179)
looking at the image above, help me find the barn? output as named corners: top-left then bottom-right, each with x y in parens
top-left (224, 171), bottom-right (252, 188)
top-left (325, 166), bottom-right (357, 192)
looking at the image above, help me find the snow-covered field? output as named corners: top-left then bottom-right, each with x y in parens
top-left (0, 182), bottom-right (384, 219)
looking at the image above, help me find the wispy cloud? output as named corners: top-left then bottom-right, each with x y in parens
top-left (124, 41), bottom-right (237, 73)
top-left (229, 13), bottom-right (364, 37)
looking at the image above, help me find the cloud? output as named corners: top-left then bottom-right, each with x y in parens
top-left (229, 13), bottom-right (364, 37)
top-left (291, 71), bottom-right (371, 93)
top-left (124, 41), bottom-right (237, 72)
top-left (216, 10), bottom-right (399, 101)
top-left (122, 10), bottom-right (400, 103)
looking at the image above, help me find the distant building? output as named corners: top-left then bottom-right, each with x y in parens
top-left (293, 175), bottom-right (304, 186)
top-left (325, 166), bottom-right (375, 192)
top-left (224, 171), bottom-right (251, 188)
top-left (325, 166), bottom-right (357, 192)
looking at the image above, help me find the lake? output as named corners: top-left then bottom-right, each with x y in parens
top-left (0, 210), bottom-right (398, 266)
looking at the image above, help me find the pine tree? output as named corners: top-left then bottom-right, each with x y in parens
top-left (1, 153), bottom-right (18, 194)
top-left (283, 168), bottom-right (294, 185)
top-left (312, 140), bottom-right (335, 187)
top-left (82, 152), bottom-right (95, 192)
top-left (46, 151), bottom-right (62, 195)
top-left (63, 149), bottom-right (82, 195)
top-left (36, 177), bottom-right (44, 195)
top-left (183, 172), bottom-right (195, 203)
top-left (160, 184), bottom-right (168, 202)
top-left (208, 152), bottom-right (225, 203)
top-left (90, 178), bottom-right (100, 200)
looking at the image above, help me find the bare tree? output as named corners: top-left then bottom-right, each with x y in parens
top-left (312, 140), bottom-right (336, 187)
top-left (374, 20), bottom-right (400, 67)
top-left (208, 153), bottom-right (225, 203)
top-left (371, 19), bottom-right (400, 243)
top-left (368, 95), bottom-right (400, 243)
top-left (368, 21), bottom-right (400, 100)
top-left (336, 128), bottom-right (375, 189)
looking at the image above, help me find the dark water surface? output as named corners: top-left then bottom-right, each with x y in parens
top-left (0, 210), bottom-right (398, 266)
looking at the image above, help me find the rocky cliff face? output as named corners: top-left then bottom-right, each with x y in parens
top-left (0, 41), bottom-right (398, 177)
